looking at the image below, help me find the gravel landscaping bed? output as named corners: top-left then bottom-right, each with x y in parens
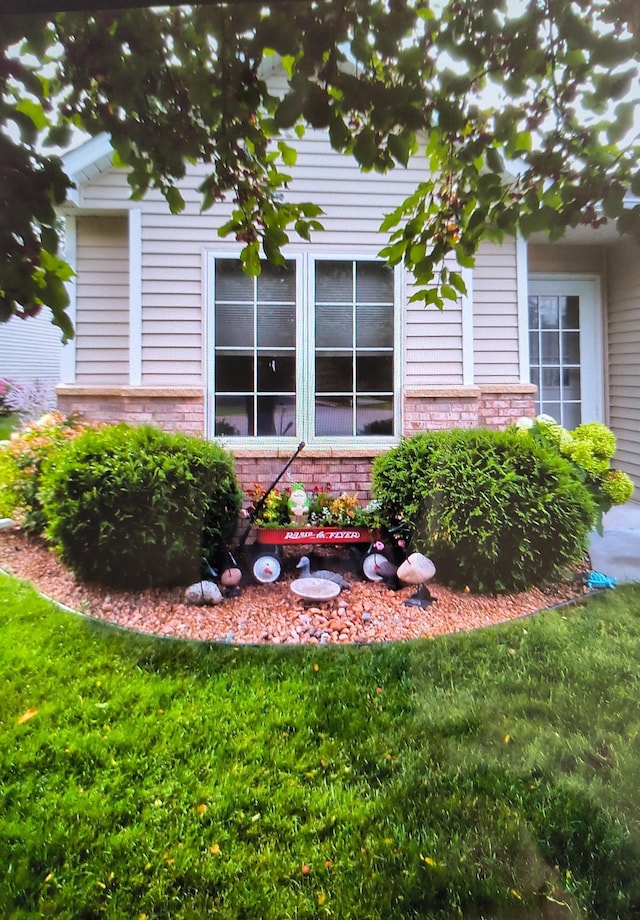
top-left (0, 526), bottom-right (587, 645)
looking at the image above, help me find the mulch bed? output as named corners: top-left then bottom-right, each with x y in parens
top-left (0, 526), bottom-right (590, 645)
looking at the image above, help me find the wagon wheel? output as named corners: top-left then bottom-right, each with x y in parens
top-left (250, 548), bottom-right (282, 584)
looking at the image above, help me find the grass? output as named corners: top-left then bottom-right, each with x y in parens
top-left (2, 574), bottom-right (640, 918)
top-left (0, 412), bottom-right (18, 439)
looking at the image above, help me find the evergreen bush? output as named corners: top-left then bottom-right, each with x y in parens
top-left (41, 424), bottom-right (242, 589)
top-left (372, 428), bottom-right (596, 593)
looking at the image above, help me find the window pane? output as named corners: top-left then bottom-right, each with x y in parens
top-left (356, 303), bottom-right (394, 347)
top-left (316, 303), bottom-right (353, 348)
top-left (316, 261), bottom-right (353, 302)
top-left (561, 296), bottom-right (579, 329)
top-left (528, 330), bottom-right (539, 365)
top-left (257, 354), bottom-right (296, 392)
top-left (215, 396), bottom-right (249, 437)
top-left (562, 331), bottom-right (580, 364)
top-left (356, 354), bottom-right (393, 391)
top-left (562, 367), bottom-right (581, 400)
top-left (528, 296), bottom-right (539, 328)
top-left (316, 355), bottom-right (352, 392)
top-left (315, 397), bottom-right (353, 436)
top-left (541, 367), bottom-right (561, 400)
top-left (215, 354), bottom-right (253, 391)
top-left (539, 296), bottom-right (559, 330)
top-left (563, 402), bottom-right (581, 429)
top-left (258, 263), bottom-right (296, 302)
top-left (356, 263), bottom-right (393, 302)
top-left (257, 302), bottom-right (295, 347)
top-left (256, 396), bottom-right (296, 436)
top-left (540, 400), bottom-right (561, 421)
top-left (216, 261), bottom-right (253, 301)
top-left (356, 397), bottom-right (394, 435)
top-left (216, 303), bottom-right (253, 347)
top-left (540, 331), bottom-right (560, 363)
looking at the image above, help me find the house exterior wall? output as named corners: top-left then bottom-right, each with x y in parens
top-left (75, 216), bottom-right (130, 384)
top-left (606, 237), bottom-right (640, 490)
top-left (0, 309), bottom-right (62, 387)
top-left (57, 132), bottom-right (535, 497)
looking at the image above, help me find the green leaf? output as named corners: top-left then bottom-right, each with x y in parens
top-left (15, 98), bottom-right (49, 131)
top-left (277, 141), bottom-right (297, 167)
top-left (241, 242), bottom-right (261, 276)
top-left (353, 127), bottom-right (378, 169)
top-left (165, 187), bottom-right (185, 214)
top-left (388, 132), bottom-right (415, 167)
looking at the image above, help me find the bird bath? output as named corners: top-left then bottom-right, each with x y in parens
top-left (290, 577), bottom-right (341, 602)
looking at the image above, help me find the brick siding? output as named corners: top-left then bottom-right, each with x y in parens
top-left (56, 383), bottom-right (537, 500)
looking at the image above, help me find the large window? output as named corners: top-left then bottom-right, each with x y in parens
top-left (211, 256), bottom-right (397, 441)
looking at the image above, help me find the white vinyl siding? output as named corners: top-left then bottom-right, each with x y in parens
top-left (69, 128), bottom-right (527, 396)
top-left (75, 217), bottom-right (129, 384)
top-left (473, 240), bottom-right (520, 383)
top-left (606, 237), bottom-right (640, 490)
top-left (0, 310), bottom-right (62, 385)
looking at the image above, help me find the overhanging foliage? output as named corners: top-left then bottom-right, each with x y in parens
top-left (1, 0), bottom-right (639, 339)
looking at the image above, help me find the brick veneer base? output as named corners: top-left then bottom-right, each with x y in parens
top-left (56, 384), bottom-right (537, 500)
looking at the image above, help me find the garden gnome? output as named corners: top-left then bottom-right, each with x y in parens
top-left (288, 483), bottom-right (310, 524)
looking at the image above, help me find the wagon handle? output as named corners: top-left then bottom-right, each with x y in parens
top-left (236, 441), bottom-right (305, 550)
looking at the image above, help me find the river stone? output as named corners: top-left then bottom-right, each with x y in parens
top-left (397, 553), bottom-right (436, 585)
top-left (185, 580), bottom-right (223, 606)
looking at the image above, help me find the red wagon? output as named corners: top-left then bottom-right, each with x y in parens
top-left (250, 525), bottom-right (376, 583)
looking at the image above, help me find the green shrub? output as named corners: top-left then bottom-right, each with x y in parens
top-left (0, 411), bottom-right (91, 532)
top-left (372, 428), bottom-right (596, 593)
top-left (41, 424), bottom-right (242, 589)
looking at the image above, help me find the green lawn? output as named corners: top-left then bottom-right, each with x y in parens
top-left (2, 573), bottom-right (640, 918)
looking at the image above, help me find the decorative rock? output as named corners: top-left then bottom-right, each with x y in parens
top-left (185, 580), bottom-right (223, 606)
top-left (397, 553), bottom-right (436, 585)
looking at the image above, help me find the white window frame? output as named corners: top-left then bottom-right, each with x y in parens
top-left (205, 251), bottom-right (403, 449)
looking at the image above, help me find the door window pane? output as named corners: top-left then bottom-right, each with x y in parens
top-left (529, 292), bottom-right (583, 427)
top-left (561, 296), bottom-right (579, 328)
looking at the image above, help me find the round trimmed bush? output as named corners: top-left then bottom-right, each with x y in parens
top-left (372, 428), bottom-right (596, 593)
top-left (41, 424), bottom-right (242, 589)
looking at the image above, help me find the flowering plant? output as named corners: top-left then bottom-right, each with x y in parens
top-left (248, 482), bottom-right (378, 528)
top-left (0, 411), bottom-right (98, 533)
top-left (514, 414), bottom-right (634, 534)
top-left (2, 378), bottom-right (56, 422)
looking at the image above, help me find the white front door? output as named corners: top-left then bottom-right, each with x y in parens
top-left (527, 276), bottom-right (603, 428)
